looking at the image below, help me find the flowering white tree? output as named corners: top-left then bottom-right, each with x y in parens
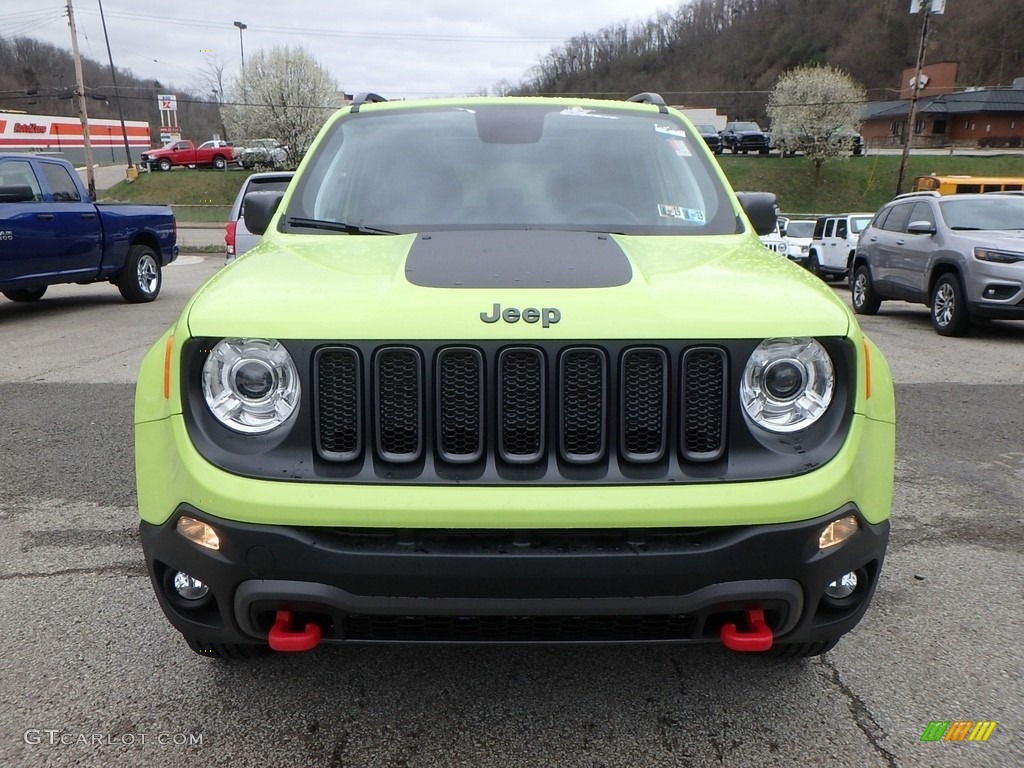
top-left (767, 65), bottom-right (867, 184)
top-left (223, 45), bottom-right (340, 165)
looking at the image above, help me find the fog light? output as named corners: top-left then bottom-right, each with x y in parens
top-left (819, 515), bottom-right (859, 550)
top-left (176, 515), bottom-right (221, 550)
top-left (172, 571), bottom-right (209, 601)
top-left (825, 571), bottom-right (859, 600)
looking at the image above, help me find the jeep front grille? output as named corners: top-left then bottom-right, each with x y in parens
top-left (314, 343), bottom-right (727, 475)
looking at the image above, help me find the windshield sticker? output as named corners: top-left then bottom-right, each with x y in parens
top-left (658, 205), bottom-right (706, 223)
top-left (667, 139), bottom-right (691, 157)
top-left (655, 125), bottom-right (687, 138)
top-left (558, 107), bottom-right (618, 120)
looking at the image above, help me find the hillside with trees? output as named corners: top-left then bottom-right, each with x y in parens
top-left (0, 35), bottom-right (221, 143)
top-left (513, 0), bottom-right (1024, 120)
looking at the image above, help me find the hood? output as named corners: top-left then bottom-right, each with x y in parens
top-left (185, 229), bottom-right (852, 340)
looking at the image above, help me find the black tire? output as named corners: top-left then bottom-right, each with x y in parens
top-left (186, 639), bottom-right (269, 660)
top-left (807, 252), bottom-right (822, 279)
top-left (3, 286), bottom-right (47, 302)
top-left (213, 154), bottom-right (227, 170)
top-left (930, 273), bottom-right (971, 337)
top-left (850, 265), bottom-right (881, 315)
top-left (117, 244), bottom-right (162, 303)
top-left (768, 638), bottom-right (840, 659)
top-left (158, 158), bottom-right (172, 172)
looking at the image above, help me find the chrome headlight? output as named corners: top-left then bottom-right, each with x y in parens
top-left (201, 338), bottom-right (300, 434)
top-left (740, 338), bottom-right (834, 433)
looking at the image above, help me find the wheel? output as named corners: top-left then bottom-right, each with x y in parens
top-left (186, 639), bottom-right (269, 660)
top-left (3, 286), bottom-right (47, 302)
top-left (768, 638), bottom-right (840, 659)
top-left (117, 244), bottom-right (162, 303)
top-left (714, 147), bottom-right (722, 156)
top-left (158, 158), bottom-right (172, 172)
top-left (213, 154), bottom-right (227, 170)
top-left (807, 252), bottom-right (822, 279)
top-left (930, 273), bottom-right (970, 336)
top-left (567, 202), bottom-right (640, 225)
top-left (741, 149), bottom-right (749, 154)
top-left (850, 265), bottom-right (881, 315)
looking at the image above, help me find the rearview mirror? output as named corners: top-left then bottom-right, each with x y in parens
top-left (243, 190), bottom-right (285, 236)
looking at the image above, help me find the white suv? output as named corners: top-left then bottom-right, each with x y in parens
top-left (809, 213), bottom-right (874, 280)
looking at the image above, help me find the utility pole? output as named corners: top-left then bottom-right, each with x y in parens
top-left (66, 0), bottom-right (96, 200)
top-left (896, 0), bottom-right (945, 195)
top-left (97, 0), bottom-right (134, 176)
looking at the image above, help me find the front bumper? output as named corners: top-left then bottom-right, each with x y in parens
top-left (142, 504), bottom-right (888, 646)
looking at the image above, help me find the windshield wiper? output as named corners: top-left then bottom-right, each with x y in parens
top-left (286, 217), bottom-right (396, 235)
top-left (949, 226), bottom-right (982, 231)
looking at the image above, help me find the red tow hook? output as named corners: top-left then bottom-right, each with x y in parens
top-left (719, 608), bottom-right (774, 652)
top-left (267, 609), bottom-right (321, 652)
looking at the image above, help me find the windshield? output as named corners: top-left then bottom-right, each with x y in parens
top-left (785, 220), bottom-right (815, 238)
top-left (694, 124), bottom-right (718, 133)
top-left (284, 103), bottom-right (738, 235)
top-left (732, 122), bottom-right (761, 132)
top-left (939, 196), bottom-right (1024, 230)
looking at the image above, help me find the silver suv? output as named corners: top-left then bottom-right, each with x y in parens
top-left (850, 191), bottom-right (1024, 335)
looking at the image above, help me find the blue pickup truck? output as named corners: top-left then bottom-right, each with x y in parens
top-left (0, 155), bottom-right (177, 304)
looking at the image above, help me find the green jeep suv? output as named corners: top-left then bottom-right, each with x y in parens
top-left (135, 93), bottom-right (895, 659)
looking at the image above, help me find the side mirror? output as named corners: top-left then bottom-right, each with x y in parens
top-left (243, 190), bottom-right (285, 236)
top-left (736, 191), bottom-right (779, 236)
top-left (906, 220), bottom-right (936, 235)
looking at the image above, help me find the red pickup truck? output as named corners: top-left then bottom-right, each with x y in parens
top-left (141, 140), bottom-right (234, 171)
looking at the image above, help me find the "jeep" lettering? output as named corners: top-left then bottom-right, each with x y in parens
top-left (480, 303), bottom-right (560, 328)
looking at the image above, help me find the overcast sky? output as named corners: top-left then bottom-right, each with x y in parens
top-left (9, 1), bottom-right (680, 100)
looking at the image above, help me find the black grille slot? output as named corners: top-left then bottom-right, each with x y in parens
top-left (436, 347), bottom-right (484, 463)
top-left (560, 348), bottom-right (607, 462)
top-left (341, 613), bottom-right (696, 643)
top-left (498, 347), bottom-right (545, 463)
top-left (620, 348), bottom-right (667, 462)
top-left (310, 341), bottom-right (736, 476)
top-left (681, 347), bottom-right (727, 461)
top-left (315, 347), bottom-right (362, 460)
top-left (374, 347), bottom-right (423, 462)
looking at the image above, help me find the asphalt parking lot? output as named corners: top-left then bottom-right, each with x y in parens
top-left (0, 258), bottom-right (1021, 768)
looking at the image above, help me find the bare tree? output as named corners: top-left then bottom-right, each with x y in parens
top-left (766, 65), bottom-right (867, 185)
top-left (222, 44), bottom-right (339, 165)
top-left (195, 54), bottom-right (230, 140)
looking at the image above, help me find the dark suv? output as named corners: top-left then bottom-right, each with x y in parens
top-left (720, 121), bottom-right (771, 154)
top-left (851, 191), bottom-right (1024, 335)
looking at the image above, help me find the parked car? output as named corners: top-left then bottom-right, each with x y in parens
top-left (773, 130), bottom-right (865, 157)
top-left (237, 139), bottom-right (288, 170)
top-left (225, 171), bottom-right (294, 262)
top-left (808, 213), bottom-right (874, 280)
top-left (135, 92), bottom-right (894, 660)
top-left (693, 124), bottom-right (722, 154)
top-left (141, 139), bottom-right (235, 171)
top-left (0, 154), bottom-right (177, 303)
top-left (759, 215), bottom-right (789, 255)
top-left (851, 190), bottom-right (1024, 336)
top-left (720, 121), bottom-right (771, 154)
top-left (779, 217), bottom-right (817, 267)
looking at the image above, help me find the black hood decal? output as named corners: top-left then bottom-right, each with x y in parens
top-left (404, 230), bottom-right (633, 289)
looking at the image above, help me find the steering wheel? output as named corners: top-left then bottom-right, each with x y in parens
top-left (567, 202), bottom-right (641, 225)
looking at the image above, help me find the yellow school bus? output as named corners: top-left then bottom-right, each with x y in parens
top-left (913, 175), bottom-right (1024, 194)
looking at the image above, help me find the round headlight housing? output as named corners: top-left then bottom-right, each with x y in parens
top-left (740, 338), bottom-right (834, 433)
top-left (201, 338), bottom-right (300, 434)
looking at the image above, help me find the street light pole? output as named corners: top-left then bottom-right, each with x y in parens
top-left (234, 21), bottom-right (247, 102)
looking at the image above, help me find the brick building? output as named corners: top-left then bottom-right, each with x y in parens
top-left (860, 62), bottom-right (1024, 149)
